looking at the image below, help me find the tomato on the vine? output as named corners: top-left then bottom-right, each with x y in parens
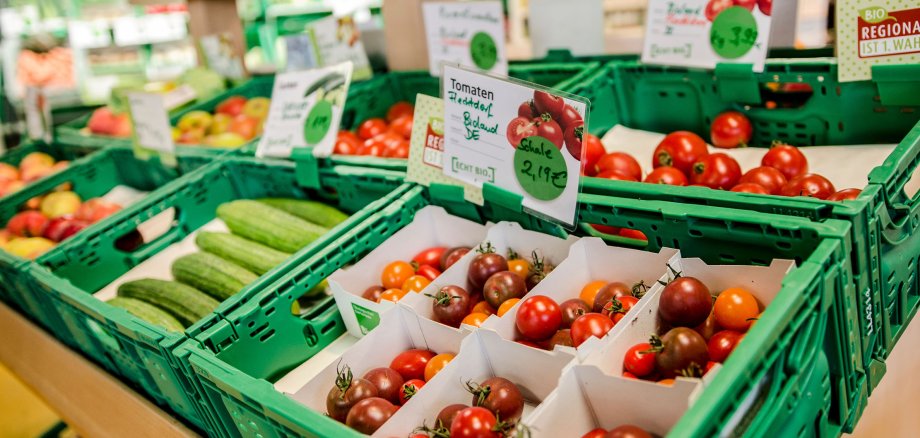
top-left (603, 295), bottom-right (639, 323)
top-left (398, 379), bottom-right (425, 405)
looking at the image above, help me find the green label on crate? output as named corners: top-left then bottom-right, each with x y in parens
top-left (351, 303), bottom-right (380, 335)
top-left (709, 7), bottom-right (758, 59)
top-left (470, 32), bottom-right (498, 70)
top-left (304, 100), bottom-right (333, 145)
top-left (513, 136), bottom-right (567, 201)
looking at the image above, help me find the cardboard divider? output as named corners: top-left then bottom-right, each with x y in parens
top-left (524, 364), bottom-right (697, 437)
top-left (281, 305), bottom-right (466, 433)
top-left (483, 237), bottom-right (679, 358)
top-left (374, 329), bottom-right (576, 437)
top-left (329, 206), bottom-right (490, 337)
top-left (400, 221), bottom-right (580, 333)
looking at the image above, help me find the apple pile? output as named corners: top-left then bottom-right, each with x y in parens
top-left (87, 107), bottom-right (132, 138)
top-left (0, 191), bottom-right (121, 260)
top-left (0, 152), bottom-right (69, 198)
top-left (173, 95), bottom-right (271, 148)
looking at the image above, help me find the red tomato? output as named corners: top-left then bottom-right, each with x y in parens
top-left (730, 183), bottom-right (769, 194)
top-left (654, 131), bottom-right (709, 175)
top-left (386, 101), bottom-right (414, 122)
top-left (761, 144), bottom-right (808, 180)
top-left (596, 169), bottom-right (638, 182)
top-left (624, 342), bottom-right (656, 377)
top-left (536, 116), bottom-right (565, 148)
top-left (710, 111), bottom-right (752, 148)
top-left (582, 428), bottom-right (607, 438)
top-left (413, 247), bottom-right (447, 269)
top-left (390, 349), bottom-right (436, 381)
top-left (338, 130), bottom-right (360, 142)
top-left (739, 166), bottom-right (787, 195)
top-left (602, 295), bottom-right (639, 324)
top-left (334, 135), bottom-right (361, 155)
top-left (619, 228), bottom-right (647, 241)
top-left (533, 90), bottom-right (564, 120)
top-left (389, 115), bottom-right (414, 140)
top-left (708, 330), bottom-right (743, 363)
top-left (705, 0), bottom-right (734, 21)
top-left (398, 379), bottom-right (426, 405)
top-left (358, 138), bottom-right (386, 157)
top-left (757, 0), bottom-right (772, 15)
top-left (691, 153), bottom-right (741, 189)
top-left (515, 295), bottom-right (562, 341)
top-left (559, 104), bottom-right (583, 130)
top-left (570, 313), bottom-right (615, 347)
top-left (643, 167), bottom-right (688, 186)
top-left (780, 173), bottom-right (836, 199)
top-left (827, 188), bottom-right (862, 201)
top-left (358, 118), bottom-right (388, 140)
top-left (596, 152), bottom-right (642, 181)
top-left (390, 141), bottom-right (410, 159)
top-left (564, 121), bottom-right (584, 159)
top-left (581, 134), bottom-right (606, 176)
top-left (450, 407), bottom-right (500, 438)
top-left (506, 116), bottom-right (538, 147)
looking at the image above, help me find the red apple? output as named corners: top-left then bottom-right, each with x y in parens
top-left (6, 211), bottom-right (49, 237)
top-left (59, 220), bottom-right (90, 241)
top-left (43, 216), bottom-right (74, 242)
top-left (216, 96), bottom-right (247, 117)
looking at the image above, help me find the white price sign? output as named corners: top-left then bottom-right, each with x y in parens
top-left (127, 92), bottom-right (176, 166)
top-left (422, 1), bottom-right (507, 77)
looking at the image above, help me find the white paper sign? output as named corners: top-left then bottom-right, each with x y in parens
top-left (422, 1), bottom-right (508, 77)
top-left (642, 0), bottom-right (773, 72)
top-left (256, 62), bottom-right (353, 159)
top-left (24, 87), bottom-right (51, 143)
top-left (127, 92), bottom-right (176, 166)
top-left (284, 34), bottom-right (318, 72)
top-left (442, 65), bottom-right (588, 226)
top-left (529, 0), bottom-right (605, 57)
top-left (306, 15), bottom-right (373, 80)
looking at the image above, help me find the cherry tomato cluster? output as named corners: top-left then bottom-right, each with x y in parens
top-left (622, 273), bottom-right (762, 384)
top-left (582, 425), bottom-right (653, 438)
top-left (335, 101), bottom-right (415, 159)
top-left (590, 130), bottom-right (861, 201)
top-left (364, 246), bottom-right (468, 304)
top-left (426, 245), bottom-right (554, 328)
top-left (514, 279), bottom-right (647, 350)
top-left (506, 90), bottom-right (584, 160)
top-left (326, 349), bottom-right (456, 434)
top-left (413, 376), bottom-right (525, 438)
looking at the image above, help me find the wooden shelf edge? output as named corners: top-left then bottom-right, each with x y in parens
top-left (0, 301), bottom-right (198, 438)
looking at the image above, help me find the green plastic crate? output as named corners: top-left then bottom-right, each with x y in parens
top-left (0, 147), bottom-right (211, 339)
top-left (177, 182), bottom-right (860, 437)
top-left (26, 155), bottom-right (408, 433)
top-left (569, 59), bottom-right (920, 386)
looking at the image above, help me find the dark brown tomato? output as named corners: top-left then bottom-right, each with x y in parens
top-left (362, 367), bottom-right (405, 405)
top-left (468, 252), bottom-right (509, 292)
top-left (546, 329), bottom-right (574, 349)
top-left (592, 282), bottom-right (632, 313)
top-left (345, 397), bottom-right (397, 434)
top-left (361, 285), bottom-right (385, 302)
top-left (658, 277), bottom-right (713, 328)
top-left (655, 327), bottom-right (710, 378)
top-left (436, 403), bottom-right (468, 429)
top-left (525, 258), bottom-right (555, 290)
top-left (693, 310), bottom-right (720, 342)
top-left (429, 285), bottom-right (472, 328)
top-left (468, 377), bottom-right (525, 422)
top-left (441, 246), bottom-right (471, 271)
top-left (482, 271), bottom-right (527, 308)
top-left (326, 368), bottom-right (378, 422)
top-left (559, 298), bottom-right (591, 328)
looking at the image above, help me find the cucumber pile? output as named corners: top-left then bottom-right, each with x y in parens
top-left (108, 198), bottom-right (348, 331)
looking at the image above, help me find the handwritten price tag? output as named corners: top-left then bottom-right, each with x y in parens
top-left (422, 1), bottom-right (507, 77)
top-left (709, 7), bottom-right (759, 59)
top-left (513, 136), bottom-right (567, 200)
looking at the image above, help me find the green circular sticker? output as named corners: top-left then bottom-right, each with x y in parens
top-left (513, 136), bottom-right (568, 201)
top-left (303, 100), bottom-right (333, 145)
top-left (470, 32), bottom-right (498, 70)
top-left (709, 6), bottom-right (758, 59)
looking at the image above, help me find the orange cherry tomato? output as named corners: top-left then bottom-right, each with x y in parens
top-left (424, 353), bottom-right (454, 381)
top-left (382, 261), bottom-right (415, 290)
top-left (402, 275), bottom-right (431, 293)
top-left (497, 298), bottom-right (521, 317)
top-left (462, 312), bottom-right (489, 327)
top-left (379, 288), bottom-right (406, 303)
top-left (713, 287), bottom-right (760, 331)
top-left (579, 280), bottom-right (607, 307)
top-left (507, 258), bottom-right (531, 280)
top-left (471, 301), bottom-right (496, 316)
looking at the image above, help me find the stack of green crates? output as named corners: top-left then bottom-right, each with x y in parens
top-left (566, 58), bottom-right (920, 425)
top-left (24, 155), bottom-right (407, 433)
top-left (171, 181), bottom-right (857, 437)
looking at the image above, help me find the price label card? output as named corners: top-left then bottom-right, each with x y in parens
top-left (127, 92), bottom-right (176, 167)
top-left (24, 87), bottom-right (51, 143)
top-left (442, 65), bottom-right (588, 226)
top-left (201, 34), bottom-right (247, 80)
top-left (284, 34), bottom-right (319, 72)
top-left (407, 94), bottom-right (484, 205)
top-left (302, 15), bottom-right (373, 80)
top-left (837, 0), bottom-right (920, 82)
top-left (422, 1), bottom-right (507, 77)
top-left (256, 62), bottom-right (353, 159)
top-left (162, 84), bottom-right (197, 110)
top-left (642, 0), bottom-right (773, 72)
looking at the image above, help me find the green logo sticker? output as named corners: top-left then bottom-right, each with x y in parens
top-left (303, 99), bottom-right (333, 145)
top-left (351, 303), bottom-right (380, 335)
top-left (470, 32), bottom-right (498, 70)
top-left (513, 136), bottom-right (567, 201)
top-left (709, 6), bottom-right (758, 59)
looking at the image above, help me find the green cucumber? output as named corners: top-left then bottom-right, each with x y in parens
top-left (195, 231), bottom-right (290, 275)
top-left (256, 198), bottom-right (349, 228)
top-left (172, 252), bottom-right (258, 300)
top-left (117, 279), bottom-right (218, 326)
top-left (217, 200), bottom-right (328, 253)
top-left (108, 297), bottom-right (185, 332)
